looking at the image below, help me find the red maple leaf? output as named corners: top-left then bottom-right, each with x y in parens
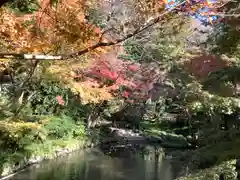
top-left (121, 91), bottom-right (129, 98)
top-left (56, 95), bottom-right (64, 105)
top-left (127, 64), bottom-right (139, 71)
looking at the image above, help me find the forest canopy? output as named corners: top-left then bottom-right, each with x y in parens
top-left (1, 0), bottom-right (240, 179)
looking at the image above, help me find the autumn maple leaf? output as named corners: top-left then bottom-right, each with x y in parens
top-left (56, 95), bottom-right (64, 105)
top-left (121, 91), bottom-right (129, 98)
top-left (125, 99), bottom-right (134, 103)
top-left (100, 69), bottom-right (118, 80)
top-left (93, 27), bottom-right (102, 34)
top-left (127, 64), bottom-right (139, 71)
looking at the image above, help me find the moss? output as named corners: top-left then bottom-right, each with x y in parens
top-left (178, 160), bottom-right (237, 180)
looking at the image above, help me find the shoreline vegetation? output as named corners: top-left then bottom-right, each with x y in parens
top-left (0, 114), bottom-right (93, 179)
top-left (1, 0), bottom-right (240, 179)
top-left (0, 137), bottom-right (94, 179)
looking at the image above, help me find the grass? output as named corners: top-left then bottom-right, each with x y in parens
top-left (0, 137), bottom-right (89, 177)
top-left (0, 115), bottom-right (89, 177)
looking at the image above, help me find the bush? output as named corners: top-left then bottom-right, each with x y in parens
top-left (42, 115), bottom-right (86, 139)
top-left (0, 115), bottom-right (86, 152)
top-left (6, 0), bottom-right (39, 14)
top-left (15, 80), bottom-right (90, 121)
top-left (178, 160), bottom-right (237, 180)
top-left (0, 121), bottom-right (46, 151)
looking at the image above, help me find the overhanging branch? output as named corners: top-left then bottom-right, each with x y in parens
top-left (0, 1), bottom-right (186, 60)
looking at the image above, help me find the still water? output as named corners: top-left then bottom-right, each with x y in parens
top-left (8, 147), bottom-right (175, 180)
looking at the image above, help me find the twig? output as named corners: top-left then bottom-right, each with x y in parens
top-left (215, 13), bottom-right (240, 17)
top-left (0, 1), bottom-right (186, 60)
top-left (216, 0), bottom-right (237, 9)
top-left (99, 28), bottom-right (113, 42)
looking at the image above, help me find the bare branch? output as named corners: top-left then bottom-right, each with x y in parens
top-left (0, 1), bottom-right (186, 60)
top-left (216, 0), bottom-right (237, 9)
top-left (99, 28), bottom-right (114, 42)
top-left (215, 13), bottom-right (240, 17)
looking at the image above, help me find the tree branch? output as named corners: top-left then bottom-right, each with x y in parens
top-left (0, 1), bottom-right (186, 60)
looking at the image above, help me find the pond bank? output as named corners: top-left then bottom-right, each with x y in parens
top-left (3, 124), bottom-right (240, 180)
top-left (4, 147), bottom-right (176, 180)
top-left (0, 138), bottom-right (94, 180)
top-left (100, 126), bottom-right (192, 149)
top-left (176, 160), bottom-right (237, 180)
top-left (0, 125), bottom-right (190, 180)
top-left (169, 133), bottom-right (240, 179)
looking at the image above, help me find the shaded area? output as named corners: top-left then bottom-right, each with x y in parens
top-left (0, 76), bottom-right (94, 177)
top-left (7, 148), bottom-right (175, 180)
top-left (1, 1), bottom-right (240, 180)
top-left (183, 54), bottom-right (229, 79)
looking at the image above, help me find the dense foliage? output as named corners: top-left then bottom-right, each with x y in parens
top-left (1, 0), bottom-right (240, 179)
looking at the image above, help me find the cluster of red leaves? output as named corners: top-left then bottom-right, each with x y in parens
top-left (72, 53), bottom-right (162, 103)
top-left (56, 95), bottom-right (64, 105)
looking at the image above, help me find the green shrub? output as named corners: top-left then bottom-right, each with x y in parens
top-left (7, 0), bottom-right (39, 14)
top-left (85, 7), bottom-right (106, 28)
top-left (42, 115), bottom-right (86, 139)
top-left (73, 122), bottom-right (86, 138)
top-left (42, 116), bottom-right (75, 139)
top-left (19, 80), bottom-right (90, 121)
top-left (0, 121), bottom-right (46, 151)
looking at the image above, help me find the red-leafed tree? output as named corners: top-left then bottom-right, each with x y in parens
top-left (71, 52), bottom-right (163, 103)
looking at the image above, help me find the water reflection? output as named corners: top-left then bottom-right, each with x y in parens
top-left (8, 147), bottom-right (174, 180)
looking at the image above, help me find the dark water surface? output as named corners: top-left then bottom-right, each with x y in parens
top-left (8, 147), bottom-right (174, 180)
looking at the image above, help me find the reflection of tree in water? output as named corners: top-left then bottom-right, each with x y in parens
top-left (9, 148), bottom-right (176, 180)
top-left (143, 146), bottom-right (173, 180)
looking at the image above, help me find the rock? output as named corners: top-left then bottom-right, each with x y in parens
top-left (146, 135), bottom-right (162, 143)
top-left (144, 131), bottom-right (189, 149)
top-left (125, 136), bottom-right (146, 141)
top-left (109, 127), bottom-right (143, 138)
top-left (28, 156), bottom-right (43, 164)
top-left (1, 163), bottom-right (13, 177)
top-left (107, 127), bottom-right (189, 148)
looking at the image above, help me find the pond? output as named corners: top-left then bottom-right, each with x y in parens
top-left (7, 146), bottom-right (176, 180)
